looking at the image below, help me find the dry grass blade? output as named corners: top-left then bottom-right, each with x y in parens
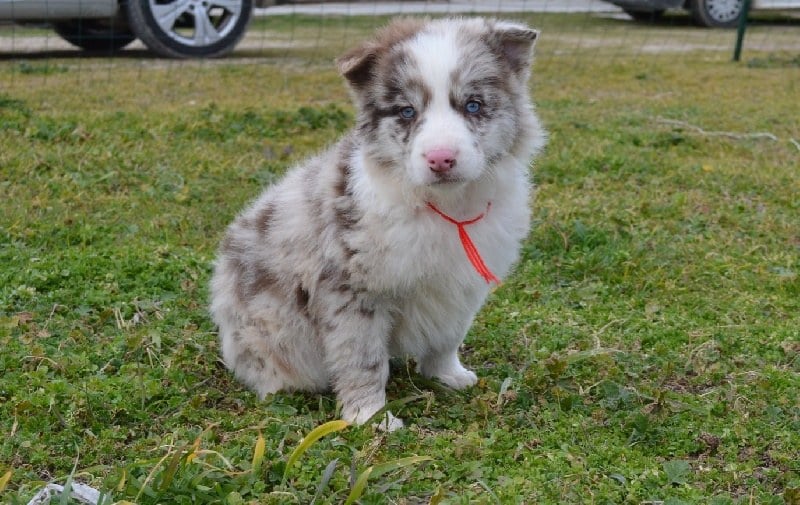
top-left (497, 377), bottom-right (513, 406)
top-left (655, 117), bottom-right (779, 141)
top-left (251, 432), bottom-right (266, 473)
top-left (282, 420), bottom-right (349, 484)
top-left (134, 450), bottom-right (174, 503)
top-left (158, 444), bottom-right (189, 492)
top-left (0, 468), bottom-right (12, 494)
top-left (429, 486), bottom-right (446, 505)
top-left (115, 468), bottom-right (127, 492)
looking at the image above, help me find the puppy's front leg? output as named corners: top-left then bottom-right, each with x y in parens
top-left (323, 295), bottom-right (402, 430)
top-left (419, 348), bottom-right (478, 390)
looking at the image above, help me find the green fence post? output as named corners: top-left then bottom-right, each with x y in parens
top-left (733, 0), bottom-right (753, 61)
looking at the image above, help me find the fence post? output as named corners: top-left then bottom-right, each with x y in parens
top-left (733, 0), bottom-right (753, 61)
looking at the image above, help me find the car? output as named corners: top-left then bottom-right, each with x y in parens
top-left (604, 0), bottom-right (800, 27)
top-left (0, 0), bottom-right (253, 57)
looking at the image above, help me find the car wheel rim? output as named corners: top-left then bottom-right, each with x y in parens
top-left (150, 0), bottom-right (243, 46)
top-left (705, 0), bottom-right (744, 23)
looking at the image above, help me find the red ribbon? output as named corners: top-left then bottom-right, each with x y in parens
top-left (426, 202), bottom-right (500, 285)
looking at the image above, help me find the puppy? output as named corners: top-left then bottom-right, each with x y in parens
top-left (210, 17), bottom-right (546, 430)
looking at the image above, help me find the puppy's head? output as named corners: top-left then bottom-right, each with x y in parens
top-left (338, 18), bottom-right (539, 190)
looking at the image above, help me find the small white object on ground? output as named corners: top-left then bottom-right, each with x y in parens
top-left (26, 482), bottom-right (101, 505)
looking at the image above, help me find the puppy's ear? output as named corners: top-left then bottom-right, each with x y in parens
top-left (337, 46), bottom-right (377, 90)
top-left (337, 17), bottom-right (425, 89)
top-left (490, 21), bottom-right (539, 75)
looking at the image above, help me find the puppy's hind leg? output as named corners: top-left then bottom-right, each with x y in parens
top-left (417, 315), bottom-right (479, 390)
top-left (219, 325), bottom-right (293, 398)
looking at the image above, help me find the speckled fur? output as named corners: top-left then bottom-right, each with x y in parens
top-left (210, 17), bottom-right (546, 430)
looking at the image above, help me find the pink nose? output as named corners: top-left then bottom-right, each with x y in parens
top-left (425, 148), bottom-right (457, 172)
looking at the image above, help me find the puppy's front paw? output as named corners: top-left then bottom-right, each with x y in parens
top-left (342, 402), bottom-right (404, 432)
top-left (436, 367), bottom-right (478, 390)
top-left (342, 402), bottom-right (380, 425)
top-left (420, 356), bottom-right (479, 390)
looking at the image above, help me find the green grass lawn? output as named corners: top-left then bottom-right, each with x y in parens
top-left (1, 12), bottom-right (799, 505)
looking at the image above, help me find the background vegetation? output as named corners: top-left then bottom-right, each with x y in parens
top-left (1, 11), bottom-right (798, 504)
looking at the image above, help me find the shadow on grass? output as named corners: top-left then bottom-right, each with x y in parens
top-left (0, 47), bottom-right (147, 60)
top-left (0, 47), bottom-right (297, 60)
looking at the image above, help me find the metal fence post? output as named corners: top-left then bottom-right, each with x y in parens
top-left (733, 0), bottom-right (753, 61)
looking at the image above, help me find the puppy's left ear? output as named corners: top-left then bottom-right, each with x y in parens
top-left (491, 22), bottom-right (539, 75)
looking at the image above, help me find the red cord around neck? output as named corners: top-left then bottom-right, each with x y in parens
top-left (426, 201), bottom-right (500, 285)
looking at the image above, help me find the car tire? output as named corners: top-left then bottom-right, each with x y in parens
top-left (53, 19), bottom-right (136, 52)
top-left (623, 9), bottom-right (665, 23)
top-left (689, 0), bottom-right (744, 28)
top-left (124, 0), bottom-right (253, 58)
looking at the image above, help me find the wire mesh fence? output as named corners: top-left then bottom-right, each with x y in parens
top-left (1, 0), bottom-right (798, 91)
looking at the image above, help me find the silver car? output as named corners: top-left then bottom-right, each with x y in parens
top-left (605, 0), bottom-right (800, 27)
top-left (0, 0), bottom-right (253, 57)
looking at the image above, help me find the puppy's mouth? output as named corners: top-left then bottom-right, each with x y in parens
top-left (430, 174), bottom-right (468, 186)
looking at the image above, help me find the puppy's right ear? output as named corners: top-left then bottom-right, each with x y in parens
top-left (337, 18), bottom-right (424, 89)
top-left (337, 46), bottom-right (377, 90)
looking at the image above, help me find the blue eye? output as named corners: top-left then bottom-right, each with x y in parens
top-left (399, 106), bottom-right (416, 119)
top-left (465, 100), bottom-right (481, 114)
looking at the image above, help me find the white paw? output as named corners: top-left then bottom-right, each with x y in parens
top-left (419, 354), bottom-right (478, 390)
top-left (342, 404), bottom-right (404, 432)
top-left (436, 367), bottom-right (478, 390)
top-left (342, 402), bottom-right (381, 426)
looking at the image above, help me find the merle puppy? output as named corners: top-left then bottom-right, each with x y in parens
top-left (210, 17), bottom-right (546, 430)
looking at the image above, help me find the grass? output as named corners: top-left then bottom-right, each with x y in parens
top-left (1, 11), bottom-right (799, 505)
